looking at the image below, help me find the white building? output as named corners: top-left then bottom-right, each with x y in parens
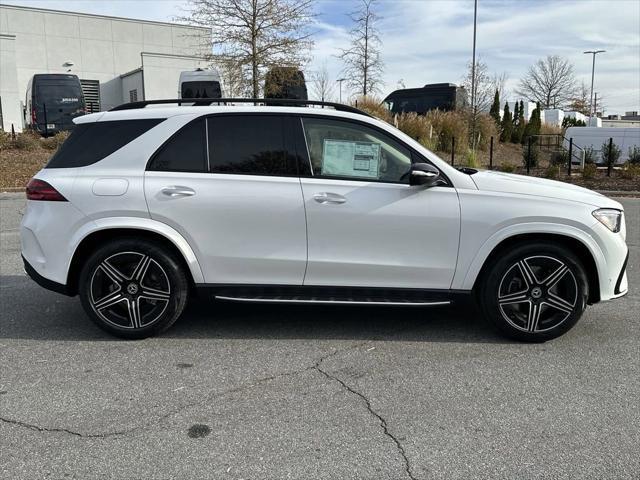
top-left (0, 4), bottom-right (210, 131)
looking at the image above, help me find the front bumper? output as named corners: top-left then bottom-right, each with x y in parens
top-left (23, 255), bottom-right (72, 296)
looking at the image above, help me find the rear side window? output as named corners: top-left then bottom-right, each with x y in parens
top-left (46, 119), bottom-right (164, 168)
top-left (207, 115), bottom-right (296, 176)
top-left (147, 118), bottom-right (207, 172)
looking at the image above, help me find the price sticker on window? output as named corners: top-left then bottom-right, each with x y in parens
top-left (321, 140), bottom-right (381, 179)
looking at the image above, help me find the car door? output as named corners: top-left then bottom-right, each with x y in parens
top-left (144, 114), bottom-right (307, 285)
top-left (297, 115), bottom-right (461, 290)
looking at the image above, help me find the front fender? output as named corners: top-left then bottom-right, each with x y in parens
top-left (454, 222), bottom-right (606, 293)
top-left (67, 217), bottom-right (205, 284)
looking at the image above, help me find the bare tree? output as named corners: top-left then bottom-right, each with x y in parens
top-left (338, 0), bottom-right (384, 97)
top-left (311, 61), bottom-right (335, 102)
top-left (462, 59), bottom-right (493, 112)
top-left (181, 0), bottom-right (315, 98)
top-left (567, 81), bottom-right (590, 115)
top-left (516, 55), bottom-right (578, 108)
top-left (490, 71), bottom-right (509, 104)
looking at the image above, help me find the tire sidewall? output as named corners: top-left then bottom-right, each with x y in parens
top-left (480, 242), bottom-right (589, 342)
top-left (78, 239), bottom-right (188, 339)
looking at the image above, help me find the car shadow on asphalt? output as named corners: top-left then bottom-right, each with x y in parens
top-left (0, 275), bottom-right (512, 343)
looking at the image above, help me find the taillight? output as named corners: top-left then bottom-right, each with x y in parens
top-left (31, 107), bottom-right (37, 124)
top-left (26, 178), bottom-right (68, 201)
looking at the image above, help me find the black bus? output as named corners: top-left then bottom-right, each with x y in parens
top-left (383, 83), bottom-right (468, 115)
top-left (25, 74), bottom-right (86, 136)
top-left (264, 67), bottom-right (308, 101)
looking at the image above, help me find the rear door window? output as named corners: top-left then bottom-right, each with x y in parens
top-left (46, 119), bottom-right (164, 168)
top-left (147, 118), bottom-right (207, 173)
top-left (207, 115), bottom-right (297, 176)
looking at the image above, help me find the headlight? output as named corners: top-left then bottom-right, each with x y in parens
top-left (592, 208), bottom-right (622, 233)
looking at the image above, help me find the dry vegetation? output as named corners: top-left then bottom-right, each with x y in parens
top-left (0, 131), bottom-right (59, 189)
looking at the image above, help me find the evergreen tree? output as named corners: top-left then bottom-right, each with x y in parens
top-left (515, 100), bottom-right (526, 143)
top-left (511, 102), bottom-right (520, 143)
top-left (489, 89), bottom-right (501, 126)
top-left (523, 102), bottom-right (541, 144)
top-left (500, 102), bottom-right (513, 142)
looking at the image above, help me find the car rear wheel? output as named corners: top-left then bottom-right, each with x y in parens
top-left (479, 242), bottom-right (589, 342)
top-left (78, 238), bottom-right (189, 339)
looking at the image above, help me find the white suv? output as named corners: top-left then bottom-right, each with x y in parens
top-left (21, 99), bottom-right (629, 341)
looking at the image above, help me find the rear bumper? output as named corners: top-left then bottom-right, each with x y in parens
top-left (23, 255), bottom-right (72, 296)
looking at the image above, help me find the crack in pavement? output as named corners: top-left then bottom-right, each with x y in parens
top-left (0, 342), bottom-right (368, 440)
top-left (314, 355), bottom-right (418, 480)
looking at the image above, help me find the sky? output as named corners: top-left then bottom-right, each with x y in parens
top-left (3, 0), bottom-right (639, 114)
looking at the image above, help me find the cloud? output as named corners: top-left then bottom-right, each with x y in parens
top-left (5, 0), bottom-right (638, 112)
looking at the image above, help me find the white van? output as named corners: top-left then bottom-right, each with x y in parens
top-left (564, 127), bottom-right (640, 164)
top-left (178, 68), bottom-right (223, 99)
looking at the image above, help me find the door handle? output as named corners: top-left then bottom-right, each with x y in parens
top-left (313, 192), bottom-right (347, 204)
top-left (161, 186), bottom-right (195, 197)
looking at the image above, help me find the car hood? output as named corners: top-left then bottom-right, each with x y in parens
top-left (469, 170), bottom-right (622, 209)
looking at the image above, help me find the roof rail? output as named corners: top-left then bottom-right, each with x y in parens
top-left (110, 98), bottom-right (372, 117)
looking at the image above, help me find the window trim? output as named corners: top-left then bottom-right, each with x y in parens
top-left (296, 114), bottom-right (452, 187)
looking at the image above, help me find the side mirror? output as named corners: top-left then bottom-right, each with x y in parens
top-left (407, 163), bottom-right (440, 187)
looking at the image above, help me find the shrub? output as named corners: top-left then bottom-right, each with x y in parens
top-left (544, 165), bottom-right (560, 179)
top-left (583, 146), bottom-right (596, 164)
top-left (395, 112), bottom-right (432, 146)
top-left (352, 96), bottom-right (393, 123)
top-left (41, 131), bottom-right (69, 150)
top-left (620, 162), bottom-right (640, 179)
top-left (550, 149), bottom-right (569, 167)
top-left (425, 109), bottom-right (468, 154)
top-left (539, 123), bottom-right (562, 136)
top-left (465, 149), bottom-right (480, 168)
top-left (522, 142), bottom-right (539, 168)
top-left (472, 114), bottom-right (499, 151)
top-left (582, 163), bottom-right (597, 179)
top-left (11, 131), bottom-right (40, 150)
top-left (0, 131), bottom-right (11, 150)
top-left (500, 162), bottom-right (517, 173)
top-left (601, 140), bottom-right (622, 167)
top-left (627, 146), bottom-right (640, 165)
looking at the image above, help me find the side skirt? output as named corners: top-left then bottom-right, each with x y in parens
top-left (195, 284), bottom-right (472, 306)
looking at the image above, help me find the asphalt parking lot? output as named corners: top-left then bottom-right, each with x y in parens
top-left (1, 192), bottom-right (638, 479)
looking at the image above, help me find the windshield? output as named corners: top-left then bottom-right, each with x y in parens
top-left (181, 81), bottom-right (222, 99)
top-left (36, 83), bottom-right (83, 106)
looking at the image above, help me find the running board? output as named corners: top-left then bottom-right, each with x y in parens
top-left (214, 295), bottom-right (450, 306)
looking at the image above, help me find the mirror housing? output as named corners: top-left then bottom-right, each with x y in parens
top-left (408, 163), bottom-right (440, 187)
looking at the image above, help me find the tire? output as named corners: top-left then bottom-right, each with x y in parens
top-left (478, 242), bottom-right (589, 342)
top-left (78, 238), bottom-right (189, 339)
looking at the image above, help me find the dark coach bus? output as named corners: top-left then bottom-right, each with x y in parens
top-left (383, 83), bottom-right (468, 115)
top-left (25, 74), bottom-right (86, 136)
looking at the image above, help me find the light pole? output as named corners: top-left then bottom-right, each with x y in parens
top-left (336, 78), bottom-right (347, 103)
top-left (470, 0), bottom-right (478, 149)
top-left (583, 50), bottom-right (605, 122)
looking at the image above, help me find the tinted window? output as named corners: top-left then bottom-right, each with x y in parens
top-left (301, 117), bottom-right (412, 183)
top-left (208, 115), bottom-right (296, 176)
top-left (47, 119), bottom-right (164, 168)
top-left (181, 81), bottom-right (222, 99)
top-left (148, 118), bottom-right (207, 172)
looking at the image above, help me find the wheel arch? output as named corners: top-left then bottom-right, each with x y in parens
top-left (471, 232), bottom-right (601, 304)
top-left (66, 223), bottom-right (204, 295)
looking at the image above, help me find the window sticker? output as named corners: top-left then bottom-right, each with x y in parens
top-left (321, 140), bottom-right (381, 179)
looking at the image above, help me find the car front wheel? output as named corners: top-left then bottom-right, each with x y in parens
top-left (78, 238), bottom-right (189, 339)
top-left (479, 243), bottom-right (589, 342)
